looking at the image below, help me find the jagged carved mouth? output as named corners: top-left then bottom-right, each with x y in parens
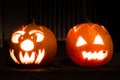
top-left (10, 49), bottom-right (45, 64)
top-left (82, 50), bottom-right (108, 60)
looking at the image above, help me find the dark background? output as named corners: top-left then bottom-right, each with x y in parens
top-left (0, 0), bottom-right (120, 51)
top-left (0, 0), bottom-right (120, 79)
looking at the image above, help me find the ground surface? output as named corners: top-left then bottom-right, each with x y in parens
top-left (0, 41), bottom-right (120, 80)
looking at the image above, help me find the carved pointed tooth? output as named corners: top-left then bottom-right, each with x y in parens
top-left (82, 50), bottom-right (108, 60)
top-left (88, 52), bottom-right (91, 54)
top-left (10, 49), bottom-right (20, 64)
top-left (35, 49), bottom-right (45, 64)
top-left (41, 49), bottom-right (44, 54)
top-left (19, 52), bottom-right (35, 64)
top-left (39, 49), bottom-right (41, 53)
top-left (94, 51), bottom-right (97, 54)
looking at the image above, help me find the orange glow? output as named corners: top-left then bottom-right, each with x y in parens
top-left (35, 49), bottom-right (45, 64)
top-left (29, 30), bottom-right (44, 42)
top-left (9, 49), bottom-right (45, 64)
top-left (20, 39), bottom-right (34, 51)
top-left (93, 35), bottom-right (104, 45)
top-left (11, 30), bottom-right (25, 43)
top-left (20, 52), bottom-right (35, 64)
top-left (76, 36), bottom-right (87, 46)
top-left (82, 50), bottom-right (108, 60)
top-left (76, 35), bottom-right (104, 47)
top-left (10, 49), bottom-right (20, 64)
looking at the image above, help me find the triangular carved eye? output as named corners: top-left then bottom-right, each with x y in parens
top-left (93, 35), bottom-right (104, 45)
top-left (76, 36), bottom-right (87, 46)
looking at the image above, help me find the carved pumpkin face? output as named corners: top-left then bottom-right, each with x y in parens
top-left (9, 23), bottom-right (57, 66)
top-left (66, 23), bottom-right (113, 66)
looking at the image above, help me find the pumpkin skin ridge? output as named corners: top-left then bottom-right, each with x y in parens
top-left (9, 23), bottom-right (57, 66)
top-left (66, 22), bottom-right (113, 67)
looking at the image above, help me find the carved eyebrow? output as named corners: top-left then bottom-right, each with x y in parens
top-left (29, 30), bottom-right (43, 35)
top-left (13, 30), bottom-right (25, 36)
top-left (73, 26), bottom-right (81, 32)
top-left (73, 24), bottom-right (97, 32)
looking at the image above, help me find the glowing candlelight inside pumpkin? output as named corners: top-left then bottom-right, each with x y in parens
top-left (10, 49), bottom-right (45, 64)
top-left (82, 50), bottom-right (108, 60)
top-left (66, 23), bottom-right (113, 66)
top-left (21, 39), bottom-right (34, 51)
top-left (9, 23), bottom-right (57, 66)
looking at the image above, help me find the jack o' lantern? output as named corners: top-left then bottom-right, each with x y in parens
top-left (9, 23), bottom-right (57, 66)
top-left (66, 23), bottom-right (113, 66)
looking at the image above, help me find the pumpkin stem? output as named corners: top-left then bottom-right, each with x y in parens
top-left (81, 1), bottom-right (91, 23)
top-left (81, 8), bottom-right (91, 23)
top-left (32, 18), bottom-right (36, 24)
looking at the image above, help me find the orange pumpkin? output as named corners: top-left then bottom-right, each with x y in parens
top-left (9, 23), bottom-right (57, 66)
top-left (66, 23), bottom-right (113, 66)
